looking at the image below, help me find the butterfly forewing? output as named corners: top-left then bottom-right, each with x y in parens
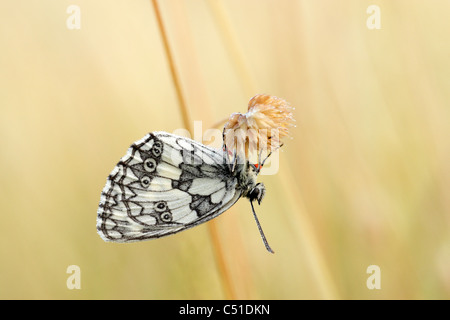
top-left (97, 132), bottom-right (241, 242)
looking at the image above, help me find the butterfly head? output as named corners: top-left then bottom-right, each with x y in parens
top-left (232, 160), bottom-right (265, 204)
top-left (247, 182), bottom-right (266, 205)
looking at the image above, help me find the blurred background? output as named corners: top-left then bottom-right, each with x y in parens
top-left (1, 0), bottom-right (449, 299)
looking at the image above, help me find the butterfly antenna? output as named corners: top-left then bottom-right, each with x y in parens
top-left (250, 200), bottom-right (274, 254)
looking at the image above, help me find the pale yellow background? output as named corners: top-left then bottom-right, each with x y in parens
top-left (1, 0), bottom-right (449, 299)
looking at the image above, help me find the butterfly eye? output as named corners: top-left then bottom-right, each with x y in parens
top-left (144, 158), bottom-right (157, 172)
top-left (154, 201), bottom-right (167, 212)
top-left (160, 212), bottom-right (172, 223)
top-left (140, 176), bottom-right (151, 188)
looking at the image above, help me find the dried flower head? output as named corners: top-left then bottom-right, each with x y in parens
top-left (223, 94), bottom-right (295, 164)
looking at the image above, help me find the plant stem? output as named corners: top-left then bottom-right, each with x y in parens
top-left (151, 0), bottom-right (235, 300)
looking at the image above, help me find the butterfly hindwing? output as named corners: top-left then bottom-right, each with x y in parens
top-left (97, 132), bottom-right (241, 242)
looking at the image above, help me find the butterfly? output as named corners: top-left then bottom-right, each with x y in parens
top-left (97, 131), bottom-right (278, 253)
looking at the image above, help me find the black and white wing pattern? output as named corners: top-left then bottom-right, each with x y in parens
top-left (97, 132), bottom-right (242, 242)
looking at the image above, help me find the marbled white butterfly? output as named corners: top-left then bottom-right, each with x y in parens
top-left (97, 131), bottom-right (277, 253)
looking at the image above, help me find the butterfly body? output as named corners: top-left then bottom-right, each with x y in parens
top-left (97, 132), bottom-right (264, 243)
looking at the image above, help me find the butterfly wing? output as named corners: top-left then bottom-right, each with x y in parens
top-left (97, 132), bottom-right (242, 242)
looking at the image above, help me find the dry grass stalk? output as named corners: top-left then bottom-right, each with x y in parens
top-left (151, 0), bottom-right (235, 300)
